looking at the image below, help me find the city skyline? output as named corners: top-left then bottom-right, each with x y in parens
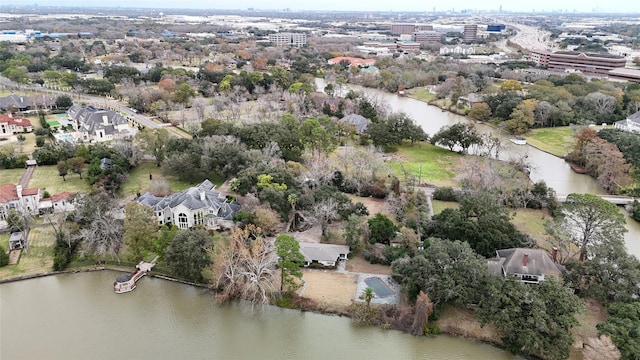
top-left (3, 0), bottom-right (640, 13)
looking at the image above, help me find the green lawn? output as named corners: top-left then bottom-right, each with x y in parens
top-left (0, 168), bottom-right (24, 185)
top-left (431, 200), bottom-right (459, 215)
top-left (119, 162), bottom-right (221, 197)
top-left (406, 88), bottom-right (436, 103)
top-left (525, 127), bottom-right (575, 157)
top-left (512, 209), bottom-right (552, 249)
top-left (388, 142), bottom-right (462, 187)
top-left (28, 165), bottom-right (91, 194)
top-left (0, 225), bottom-right (56, 280)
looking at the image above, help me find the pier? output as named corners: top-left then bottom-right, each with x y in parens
top-left (113, 256), bottom-right (159, 293)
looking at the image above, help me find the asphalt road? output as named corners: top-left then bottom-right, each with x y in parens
top-left (0, 76), bottom-right (161, 130)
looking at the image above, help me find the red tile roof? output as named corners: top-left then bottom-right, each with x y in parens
top-left (0, 184), bottom-right (39, 203)
top-left (0, 114), bottom-right (32, 127)
top-left (0, 184), bottom-right (19, 202)
top-left (49, 192), bottom-right (72, 202)
top-left (22, 188), bottom-right (39, 196)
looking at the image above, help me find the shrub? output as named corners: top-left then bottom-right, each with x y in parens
top-left (0, 245), bottom-right (9, 267)
top-left (433, 187), bottom-right (458, 201)
top-left (632, 200), bottom-right (640, 222)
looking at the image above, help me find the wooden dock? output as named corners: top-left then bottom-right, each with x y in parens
top-left (114, 256), bottom-right (159, 293)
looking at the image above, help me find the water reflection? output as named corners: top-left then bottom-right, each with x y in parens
top-left (0, 272), bottom-right (520, 360)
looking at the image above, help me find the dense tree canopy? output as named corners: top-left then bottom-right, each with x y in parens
top-left (477, 277), bottom-right (583, 360)
top-left (425, 193), bottom-right (532, 257)
top-left (597, 302), bottom-right (640, 360)
top-left (552, 193), bottom-right (627, 261)
top-left (165, 229), bottom-right (212, 282)
top-left (392, 238), bottom-right (490, 306)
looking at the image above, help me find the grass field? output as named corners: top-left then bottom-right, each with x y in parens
top-left (525, 127), bottom-right (575, 157)
top-left (119, 162), bottom-right (222, 197)
top-left (512, 208), bottom-right (552, 248)
top-left (28, 165), bottom-right (91, 194)
top-left (0, 168), bottom-right (24, 185)
top-left (387, 142), bottom-right (462, 187)
top-left (406, 88), bottom-right (436, 103)
top-left (431, 200), bottom-right (459, 215)
top-left (0, 225), bottom-right (56, 280)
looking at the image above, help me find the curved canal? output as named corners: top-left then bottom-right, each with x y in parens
top-left (315, 79), bottom-right (640, 258)
top-left (0, 271), bottom-right (521, 360)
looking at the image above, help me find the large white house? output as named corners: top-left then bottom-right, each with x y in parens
top-left (614, 111), bottom-right (640, 133)
top-left (0, 114), bottom-right (33, 137)
top-left (137, 180), bottom-right (240, 230)
top-left (0, 184), bottom-right (75, 224)
top-left (0, 184), bottom-right (40, 220)
top-left (67, 105), bottom-right (134, 143)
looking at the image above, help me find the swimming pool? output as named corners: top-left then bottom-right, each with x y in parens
top-left (56, 134), bottom-right (75, 143)
top-left (364, 277), bottom-right (394, 298)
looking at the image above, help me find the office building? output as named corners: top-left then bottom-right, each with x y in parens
top-left (463, 24), bottom-right (477, 42)
top-left (269, 32), bottom-right (307, 47)
top-left (413, 30), bottom-right (443, 42)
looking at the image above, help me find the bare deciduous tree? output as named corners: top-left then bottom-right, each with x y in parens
top-left (213, 225), bottom-right (277, 306)
top-left (150, 178), bottom-right (171, 197)
top-left (313, 198), bottom-right (339, 240)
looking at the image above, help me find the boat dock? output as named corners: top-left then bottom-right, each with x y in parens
top-left (114, 256), bottom-right (159, 293)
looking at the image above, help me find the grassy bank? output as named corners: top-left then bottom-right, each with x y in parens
top-left (387, 142), bottom-right (461, 187)
top-left (525, 127), bottom-right (575, 157)
top-left (405, 88), bottom-right (436, 102)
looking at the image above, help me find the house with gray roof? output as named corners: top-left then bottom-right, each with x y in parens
top-left (339, 114), bottom-right (371, 134)
top-left (0, 93), bottom-right (31, 111)
top-left (67, 105), bottom-right (133, 143)
top-left (0, 93), bottom-right (56, 111)
top-left (487, 248), bottom-right (565, 284)
top-left (137, 179), bottom-right (240, 230)
top-left (614, 111), bottom-right (640, 133)
top-left (298, 242), bottom-right (349, 268)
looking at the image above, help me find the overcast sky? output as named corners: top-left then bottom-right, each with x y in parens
top-left (7, 0), bottom-right (640, 12)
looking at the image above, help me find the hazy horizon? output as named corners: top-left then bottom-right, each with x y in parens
top-left (3, 0), bottom-right (640, 13)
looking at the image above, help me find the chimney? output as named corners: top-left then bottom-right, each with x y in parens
top-left (16, 185), bottom-right (23, 199)
top-left (552, 247), bottom-right (558, 263)
top-left (199, 190), bottom-right (206, 201)
top-left (522, 253), bottom-right (528, 267)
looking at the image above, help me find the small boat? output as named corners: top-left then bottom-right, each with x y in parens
top-left (568, 162), bottom-right (586, 174)
top-left (510, 136), bottom-right (527, 145)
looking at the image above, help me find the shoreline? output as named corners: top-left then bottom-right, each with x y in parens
top-left (0, 266), bottom-right (507, 351)
top-left (405, 90), bottom-right (583, 161)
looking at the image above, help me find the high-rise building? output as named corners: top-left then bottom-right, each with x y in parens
top-left (268, 32), bottom-right (307, 47)
top-left (463, 24), bottom-right (477, 42)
